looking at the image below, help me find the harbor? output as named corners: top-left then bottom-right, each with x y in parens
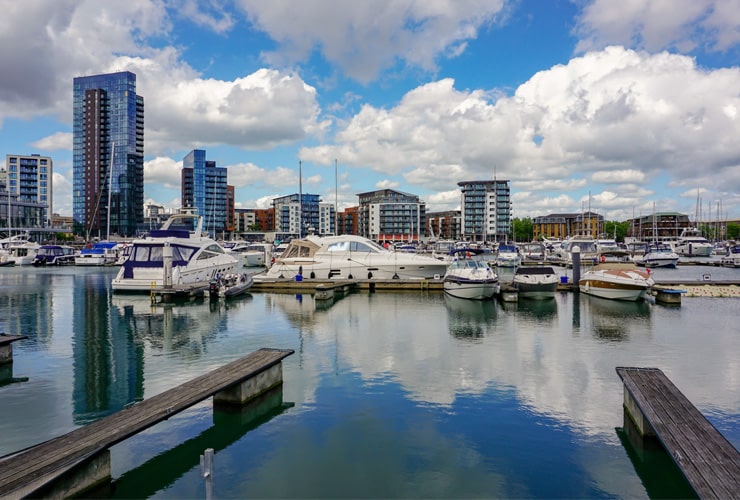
top-left (0, 264), bottom-right (738, 498)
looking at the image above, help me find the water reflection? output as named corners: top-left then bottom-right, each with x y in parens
top-left (444, 295), bottom-right (497, 340)
top-left (579, 296), bottom-right (652, 342)
top-left (516, 297), bottom-right (558, 324)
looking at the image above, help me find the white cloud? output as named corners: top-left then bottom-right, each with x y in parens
top-left (31, 132), bottom-right (73, 151)
top-left (303, 46), bottom-right (740, 217)
top-left (144, 156), bottom-right (181, 189)
top-left (375, 179), bottom-right (400, 189)
top-left (574, 0), bottom-right (740, 54)
top-left (234, 0), bottom-right (506, 83)
top-left (51, 172), bottom-right (72, 215)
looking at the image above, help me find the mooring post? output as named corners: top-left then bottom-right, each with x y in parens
top-left (572, 246), bottom-right (581, 289)
top-left (200, 448), bottom-right (214, 500)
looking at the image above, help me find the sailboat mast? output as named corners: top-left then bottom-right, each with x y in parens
top-left (106, 142), bottom-right (114, 240)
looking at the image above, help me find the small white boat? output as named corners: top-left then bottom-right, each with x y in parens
top-left (720, 244), bottom-right (740, 268)
top-left (639, 243), bottom-right (679, 268)
top-left (512, 266), bottom-right (559, 299)
top-left (519, 242), bottom-right (547, 263)
top-left (75, 241), bottom-right (120, 266)
top-left (208, 272), bottom-right (254, 298)
top-left (579, 263), bottom-right (654, 301)
top-left (6, 241), bottom-right (40, 266)
top-left (493, 244), bottom-right (521, 268)
top-left (443, 257), bottom-right (499, 300)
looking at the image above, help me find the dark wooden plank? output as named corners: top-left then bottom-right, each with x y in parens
top-left (617, 367), bottom-right (740, 499)
top-left (0, 334), bottom-right (28, 346)
top-left (0, 347), bottom-right (293, 497)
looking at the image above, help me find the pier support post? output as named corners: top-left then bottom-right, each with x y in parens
top-left (622, 386), bottom-right (656, 438)
top-left (214, 363), bottom-right (284, 406)
top-left (30, 450), bottom-right (111, 499)
top-left (0, 344), bottom-right (12, 365)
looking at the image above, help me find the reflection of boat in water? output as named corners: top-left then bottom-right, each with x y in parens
top-left (112, 209), bottom-right (238, 292)
top-left (443, 254), bottom-right (498, 300)
top-left (208, 273), bottom-right (254, 299)
top-left (579, 263), bottom-right (654, 301)
top-left (512, 266), bottom-right (558, 299)
top-left (264, 234), bottom-right (448, 280)
top-left (516, 296), bottom-right (558, 320)
top-left (581, 294), bottom-right (651, 341)
top-left (444, 294), bottom-right (497, 339)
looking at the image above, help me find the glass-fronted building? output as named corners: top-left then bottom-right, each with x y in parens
top-left (273, 193), bottom-right (334, 237)
top-left (458, 180), bottom-right (511, 242)
top-left (182, 149), bottom-right (228, 238)
top-left (73, 71), bottom-right (144, 238)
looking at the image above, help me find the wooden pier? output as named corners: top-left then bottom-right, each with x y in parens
top-left (0, 334), bottom-right (28, 365)
top-left (616, 367), bottom-right (740, 499)
top-left (0, 347), bottom-right (294, 499)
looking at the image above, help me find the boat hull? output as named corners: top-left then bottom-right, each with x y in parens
top-left (578, 264), bottom-right (653, 301)
top-left (443, 279), bottom-right (498, 300)
top-left (514, 281), bottom-right (558, 299)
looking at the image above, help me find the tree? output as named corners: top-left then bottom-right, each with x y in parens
top-left (727, 222), bottom-right (740, 241)
top-left (511, 217), bottom-right (533, 242)
top-left (603, 220), bottom-right (631, 242)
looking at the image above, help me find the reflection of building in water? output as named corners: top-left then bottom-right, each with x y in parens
top-left (579, 295), bottom-right (651, 341)
top-left (73, 272), bottom-right (145, 424)
top-left (0, 272), bottom-right (54, 346)
top-left (444, 295), bottom-right (497, 340)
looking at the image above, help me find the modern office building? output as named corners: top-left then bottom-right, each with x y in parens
top-left (273, 193), bottom-right (334, 237)
top-left (357, 189), bottom-right (426, 243)
top-left (4, 154), bottom-right (52, 227)
top-left (181, 149), bottom-right (228, 238)
top-left (457, 180), bottom-right (511, 242)
top-left (73, 71), bottom-right (144, 238)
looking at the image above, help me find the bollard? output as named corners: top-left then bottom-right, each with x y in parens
top-left (572, 245), bottom-right (581, 291)
top-left (200, 448), bottom-right (214, 500)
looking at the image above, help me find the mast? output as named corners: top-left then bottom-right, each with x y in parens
top-left (334, 159), bottom-right (338, 236)
top-left (106, 142), bottom-right (114, 240)
top-left (298, 160), bottom-right (302, 238)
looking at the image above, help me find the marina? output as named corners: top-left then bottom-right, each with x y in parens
top-left (0, 264), bottom-right (738, 498)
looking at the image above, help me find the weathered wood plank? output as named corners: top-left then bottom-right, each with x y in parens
top-left (617, 367), bottom-right (740, 499)
top-left (0, 347), bottom-right (293, 498)
top-left (0, 334), bottom-right (28, 346)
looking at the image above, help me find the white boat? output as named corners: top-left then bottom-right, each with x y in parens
top-left (263, 234), bottom-right (448, 280)
top-left (512, 266), bottom-right (559, 299)
top-left (0, 249), bottom-right (13, 267)
top-left (673, 228), bottom-right (713, 257)
top-left (232, 242), bottom-right (273, 267)
top-left (639, 243), bottom-right (679, 268)
top-left (579, 263), bottom-right (654, 301)
top-left (32, 245), bottom-right (76, 266)
top-left (493, 243), bottom-right (521, 268)
top-left (720, 244), bottom-right (740, 268)
top-left (6, 241), bottom-right (41, 265)
top-left (111, 209), bottom-right (239, 292)
top-left (208, 272), bottom-right (254, 298)
top-left (75, 241), bottom-right (120, 266)
top-left (552, 235), bottom-right (598, 266)
top-left (443, 257), bottom-right (498, 300)
top-left (519, 242), bottom-right (547, 262)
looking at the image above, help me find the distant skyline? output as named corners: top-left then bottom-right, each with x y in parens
top-left (1, 0), bottom-right (739, 222)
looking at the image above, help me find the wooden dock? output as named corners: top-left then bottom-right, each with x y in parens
top-left (616, 367), bottom-right (740, 499)
top-left (0, 347), bottom-right (294, 499)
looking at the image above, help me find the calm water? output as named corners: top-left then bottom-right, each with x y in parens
top-left (1, 265), bottom-right (739, 499)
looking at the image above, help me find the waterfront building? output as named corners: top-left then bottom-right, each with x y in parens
top-left (1, 188), bottom-right (48, 238)
top-left (532, 211), bottom-right (603, 239)
top-left (235, 208), bottom-right (275, 234)
top-left (181, 149), bottom-right (228, 238)
top-left (457, 180), bottom-right (511, 242)
top-left (226, 185), bottom-right (235, 235)
top-left (625, 212), bottom-right (692, 242)
top-left (73, 71), bottom-right (144, 238)
top-left (273, 193), bottom-right (334, 237)
top-left (4, 154), bottom-right (52, 227)
top-left (337, 206), bottom-right (359, 236)
top-left (357, 189), bottom-right (425, 243)
top-left (426, 210), bottom-right (462, 241)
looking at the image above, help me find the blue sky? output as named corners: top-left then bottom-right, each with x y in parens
top-left (1, 0), bottom-right (739, 223)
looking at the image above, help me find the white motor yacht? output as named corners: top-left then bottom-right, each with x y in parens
top-left (512, 266), bottom-right (559, 299)
top-left (263, 234), bottom-right (448, 280)
top-left (493, 244), bottom-right (521, 268)
top-left (75, 241), bottom-right (121, 266)
top-left (112, 209), bottom-right (238, 292)
top-left (673, 228), bottom-right (713, 257)
top-left (639, 243), bottom-right (679, 268)
top-left (6, 241), bottom-right (41, 265)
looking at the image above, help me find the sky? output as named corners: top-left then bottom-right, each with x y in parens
top-left (1, 0), bottom-right (739, 224)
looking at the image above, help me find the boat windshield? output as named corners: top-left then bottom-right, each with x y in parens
top-left (326, 240), bottom-right (383, 253)
top-left (450, 259), bottom-right (488, 270)
top-left (130, 244), bottom-right (197, 263)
